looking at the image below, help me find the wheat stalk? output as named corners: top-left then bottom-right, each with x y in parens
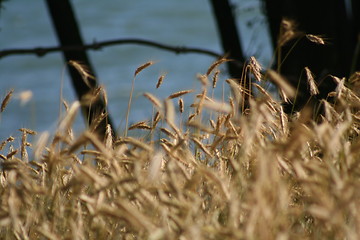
top-left (167, 89), bottom-right (194, 99)
top-left (125, 61), bottom-right (155, 137)
top-left (1, 89), bottom-right (14, 113)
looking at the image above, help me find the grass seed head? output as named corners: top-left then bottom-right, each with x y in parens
top-left (143, 92), bottom-right (163, 114)
top-left (178, 98), bottom-right (184, 113)
top-left (197, 74), bottom-right (209, 86)
top-left (304, 67), bottom-right (319, 95)
top-left (212, 69), bottom-right (220, 88)
top-left (1, 89), bottom-right (14, 113)
top-left (167, 89), bottom-right (194, 99)
top-left (156, 74), bottom-right (166, 89)
top-left (129, 121), bottom-right (152, 130)
top-left (69, 60), bottom-right (95, 87)
top-left (249, 56), bottom-right (262, 81)
top-left (206, 58), bottom-right (230, 76)
top-left (306, 34), bottom-right (326, 45)
top-left (278, 18), bottom-right (302, 47)
top-left (134, 61), bottom-right (155, 77)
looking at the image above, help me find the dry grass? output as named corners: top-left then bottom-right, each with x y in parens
top-left (1, 59), bottom-right (360, 240)
top-left (1, 89), bottom-right (14, 113)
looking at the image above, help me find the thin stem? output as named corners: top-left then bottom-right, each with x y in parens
top-left (124, 76), bottom-right (136, 137)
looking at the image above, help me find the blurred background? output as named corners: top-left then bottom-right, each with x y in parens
top-left (0, 0), bottom-right (272, 139)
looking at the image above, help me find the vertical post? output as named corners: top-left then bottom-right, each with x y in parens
top-left (263, 0), bottom-right (357, 112)
top-left (209, 0), bottom-right (248, 109)
top-left (351, 0), bottom-right (360, 73)
top-left (45, 0), bottom-right (115, 140)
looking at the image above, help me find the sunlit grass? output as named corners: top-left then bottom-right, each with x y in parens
top-left (1, 58), bottom-right (360, 239)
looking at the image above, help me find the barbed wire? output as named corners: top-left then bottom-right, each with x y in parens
top-left (0, 38), bottom-right (223, 59)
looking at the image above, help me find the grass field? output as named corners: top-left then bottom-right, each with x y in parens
top-left (1, 57), bottom-right (360, 240)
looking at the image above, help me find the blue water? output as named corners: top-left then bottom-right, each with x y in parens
top-left (0, 0), bottom-right (271, 140)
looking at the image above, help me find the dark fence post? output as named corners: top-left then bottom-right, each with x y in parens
top-left (263, 0), bottom-right (358, 113)
top-left (351, 0), bottom-right (360, 73)
top-left (45, 0), bottom-right (115, 140)
top-left (209, 0), bottom-right (248, 109)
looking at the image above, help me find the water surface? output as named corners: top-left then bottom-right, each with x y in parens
top-left (0, 0), bottom-right (271, 140)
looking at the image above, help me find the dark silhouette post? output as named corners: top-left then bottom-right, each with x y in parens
top-left (263, 0), bottom-right (359, 113)
top-left (45, 0), bottom-right (115, 140)
top-left (209, 0), bottom-right (248, 109)
top-left (351, 0), bottom-right (360, 73)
